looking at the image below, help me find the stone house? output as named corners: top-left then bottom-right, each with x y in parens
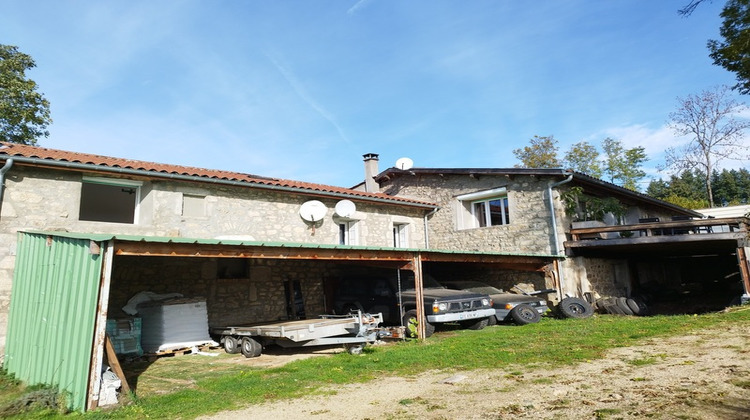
top-left (1, 143), bottom-right (748, 356)
top-left (365, 157), bottom-right (750, 313)
top-left (0, 143), bottom-right (557, 356)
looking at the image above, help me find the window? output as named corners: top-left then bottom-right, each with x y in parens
top-left (182, 194), bottom-right (205, 217)
top-left (456, 187), bottom-right (511, 229)
top-left (79, 177), bottom-right (141, 224)
top-left (393, 223), bottom-right (408, 248)
top-left (473, 197), bottom-right (510, 227)
top-left (338, 221), bottom-right (358, 245)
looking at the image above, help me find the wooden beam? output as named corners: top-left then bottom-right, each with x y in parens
top-left (412, 254), bottom-right (426, 340)
top-left (738, 247), bottom-right (750, 296)
top-left (104, 335), bottom-right (131, 395)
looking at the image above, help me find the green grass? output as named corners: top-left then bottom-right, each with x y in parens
top-left (3, 308), bottom-right (749, 419)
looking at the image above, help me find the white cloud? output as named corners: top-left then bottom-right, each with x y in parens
top-left (347, 0), bottom-right (374, 16)
top-left (266, 53), bottom-right (350, 144)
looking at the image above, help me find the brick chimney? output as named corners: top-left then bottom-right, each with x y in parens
top-left (363, 153), bottom-right (379, 192)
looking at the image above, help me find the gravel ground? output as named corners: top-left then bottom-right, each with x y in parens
top-left (201, 322), bottom-right (750, 420)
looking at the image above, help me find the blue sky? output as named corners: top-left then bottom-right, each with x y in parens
top-left (2, 1), bottom-right (744, 188)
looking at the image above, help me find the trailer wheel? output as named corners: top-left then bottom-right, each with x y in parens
top-left (241, 337), bottom-right (262, 358)
top-left (403, 309), bottom-right (435, 338)
top-left (345, 343), bottom-right (365, 355)
top-left (223, 336), bottom-right (241, 354)
top-left (510, 304), bottom-right (541, 325)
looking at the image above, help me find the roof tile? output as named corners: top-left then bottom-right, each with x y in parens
top-left (0, 142), bottom-right (435, 207)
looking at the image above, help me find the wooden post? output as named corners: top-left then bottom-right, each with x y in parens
top-left (737, 247), bottom-right (750, 297)
top-left (412, 254), bottom-right (426, 339)
top-left (104, 334), bottom-right (131, 395)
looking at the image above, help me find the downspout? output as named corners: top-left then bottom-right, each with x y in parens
top-left (0, 158), bottom-right (14, 217)
top-left (423, 207), bottom-right (439, 249)
top-left (547, 171), bottom-right (573, 301)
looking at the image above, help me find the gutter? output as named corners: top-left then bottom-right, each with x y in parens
top-left (423, 207), bottom-right (439, 248)
top-left (547, 171), bottom-right (574, 301)
top-left (0, 158), bottom-right (14, 217)
top-left (0, 156), bottom-right (438, 210)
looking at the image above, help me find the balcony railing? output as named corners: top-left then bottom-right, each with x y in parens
top-left (569, 217), bottom-right (750, 242)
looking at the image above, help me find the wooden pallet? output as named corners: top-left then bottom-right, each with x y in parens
top-left (144, 344), bottom-right (218, 359)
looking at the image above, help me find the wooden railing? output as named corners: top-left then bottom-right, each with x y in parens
top-left (569, 217), bottom-right (750, 241)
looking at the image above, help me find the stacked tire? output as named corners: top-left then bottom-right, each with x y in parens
top-left (595, 296), bottom-right (648, 316)
top-left (554, 297), bottom-right (594, 319)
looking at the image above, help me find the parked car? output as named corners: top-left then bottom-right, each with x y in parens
top-left (441, 280), bottom-right (549, 325)
top-left (333, 272), bottom-right (495, 338)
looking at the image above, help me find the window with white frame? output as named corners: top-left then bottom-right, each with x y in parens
top-left (79, 177), bottom-right (141, 224)
top-left (338, 221), bottom-right (358, 245)
top-left (393, 223), bottom-right (408, 248)
top-left (473, 197), bottom-right (510, 227)
top-left (457, 187), bottom-right (511, 229)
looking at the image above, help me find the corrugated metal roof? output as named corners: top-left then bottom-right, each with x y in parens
top-left (5, 232), bottom-right (104, 412)
top-left (23, 231), bottom-right (561, 259)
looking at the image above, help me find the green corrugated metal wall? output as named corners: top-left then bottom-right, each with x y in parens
top-left (4, 232), bottom-right (105, 412)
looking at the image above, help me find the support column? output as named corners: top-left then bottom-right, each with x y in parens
top-left (412, 254), bottom-right (426, 339)
top-left (737, 247), bottom-right (750, 297)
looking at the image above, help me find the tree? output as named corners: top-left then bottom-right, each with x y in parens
top-left (512, 135), bottom-right (561, 168)
top-left (0, 44), bottom-right (51, 145)
top-left (563, 141), bottom-right (602, 177)
top-left (666, 85), bottom-right (750, 207)
top-left (707, 0), bottom-right (750, 94)
top-left (602, 138), bottom-right (648, 191)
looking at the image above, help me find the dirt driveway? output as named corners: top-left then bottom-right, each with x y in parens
top-left (201, 322), bottom-right (750, 420)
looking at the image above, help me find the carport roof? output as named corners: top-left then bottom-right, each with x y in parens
top-left (22, 231), bottom-right (561, 269)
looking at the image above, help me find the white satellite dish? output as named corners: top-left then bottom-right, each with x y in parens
top-left (299, 200), bottom-right (327, 222)
top-left (334, 199), bottom-right (357, 218)
top-left (395, 157), bottom-right (414, 170)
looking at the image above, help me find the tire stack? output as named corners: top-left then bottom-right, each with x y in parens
top-left (594, 296), bottom-right (648, 316)
top-left (554, 297), bottom-right (595, 319)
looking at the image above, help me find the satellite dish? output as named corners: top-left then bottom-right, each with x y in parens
top-left (334, 200), bottom-right (357, 218)
top-left (395, 157), bottom-right (414, 170)
top-left (299, 200), bottom-right (327, 222)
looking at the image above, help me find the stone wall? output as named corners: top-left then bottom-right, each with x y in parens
top-left (380, 173), bottom-right (562, 254)
top-left (109, 256), bottom-right (341, 328)
top-left (0, 165), bottom-right (426, 351)
top-left (562, 256), bottom-right (631, 299)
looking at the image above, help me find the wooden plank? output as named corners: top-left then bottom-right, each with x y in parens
top-left (738, 247), bottom-right (750, 296)
top-left (104, 334), bottom-right (131, 395)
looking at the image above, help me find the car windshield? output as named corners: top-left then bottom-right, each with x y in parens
top-left (448, 281), bottom-right (502, 295)
top-left (390, 272), bottom-right (443, 291)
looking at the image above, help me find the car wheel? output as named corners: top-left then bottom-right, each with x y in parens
top-left (486, 314), bottom-right (498, 326)
top-left (510, 304), bottom-right (541, 325)
top-left (223, 336), bottom-right (241, 354)
top-left (616, 297), bottom-right (635, 315)
top-left (556, 297), bottom-right (594, 319)
top-left (402, 309), bottom-right (435, 338)
top-left (461, 317), bottom-right (489, 330)
top-left (240, 337), bottom-right (262, 358)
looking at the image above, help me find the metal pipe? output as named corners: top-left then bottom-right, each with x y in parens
top-left (0, 156), bottom-right (437, 210)
top-left (547, 171), bottom-right (573, 301)
top-left (0, 158), bottom-right (14, 217)
top-left (423, 207), bottom-right (439, 248)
